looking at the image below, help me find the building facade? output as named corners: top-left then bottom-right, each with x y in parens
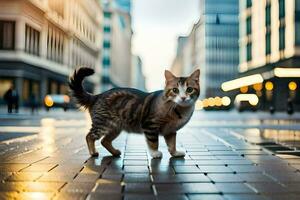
top-left (101, 0), bottom-right (132, 91)
top-left (222, 0), bottom-right (300, 111)
top-left (171, 0), bottom-right (239, 100)
top-left (0, 0), bottom-right (103, 106)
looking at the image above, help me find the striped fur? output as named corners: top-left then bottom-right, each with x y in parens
top-left (69, 67), bottom-right (200, 158)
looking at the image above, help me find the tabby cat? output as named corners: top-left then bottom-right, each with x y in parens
top-left (69, 67), bottom-right (200, 158)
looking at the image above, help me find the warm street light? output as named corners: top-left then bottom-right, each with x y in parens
top-left (288, 81), bottom-right (297, 91)
top-left (221, 96), bottom-right (231, 106)
top-left (265, 81), bottom-right (274, 91)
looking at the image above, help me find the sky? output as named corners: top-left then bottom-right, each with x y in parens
top-left (131, 0), bottom-right (200, 91)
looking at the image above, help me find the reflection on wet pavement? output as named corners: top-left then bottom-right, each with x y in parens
top-left (0, 111), bottom-right (300, 199)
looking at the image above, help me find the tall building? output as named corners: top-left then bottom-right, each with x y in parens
top-left (101, 0), bottom-right (132, 91)
top-left (222, 0), bottom-right (300, 111)
top-left (0, 0), bottom-right (103, 106)
top-left (131, 55), bottom-right (146, 91)
top-left (171, 0), bottom-right (239, 100)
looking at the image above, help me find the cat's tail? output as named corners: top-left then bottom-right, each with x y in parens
top-left (69, 67), bottom-right (96, 109)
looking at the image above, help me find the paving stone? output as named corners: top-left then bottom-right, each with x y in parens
top-left (173, 166), bottom-right (201, 173)
top-left (0, 164), bottom-right (29, 172)
top-left (73, 173), bottom-right (100, 182)
top-left (190, 156), bottom-right (218, 160)
top-left (157, 194), bottom-right (189, 200)
top-left (224, 194), bottom-right (267, 200)
top-left (237, 173), bottom-right (275, 183)
top-left (0, 192), bottom-right (21, 200)
top-left (247, 182), bottom-right (288, 194)
top-left (214, 183), bottom-right (255, 194)
top-left (88, 193), bottom-right (122, 200)
top-left (124, 183), bottom-right (153, 193)
top-left (23, 182), bottom-right (65, 192)
top-left (18, 192), bottom-right (54, 200)
top-left (101, 174), bottom-right (123, 182)
top-left (124, 194), bottom-right (156, 200)
top-left (155, 183), bottom-right (219, 194)
top-left (38, 172), bottom-right (76, 182)
top-left (93, 179), bottom-right (123, 194)
top-left (21, 164), bottom-right (57, 172)
top-left (149, 165), bottom-right (175, 174)
top-left (61, 182), bottom-right (95, 193)
top-left (6, 172), bottom-right (43, 181)
top-left (195, 160), bottom-right (225, 166)
top-left (208, 174), bottom-right (243, 183)
top-left (123, 160), bottom-right (148, 165)
top-left (199, 166), bottom-right (233, 173)
top-left (124, 174), bottom-right (151, 183)
top-left (54, 192), bottom-right (88, 200)
top-left (152, 174), bottom-right (210, 183)
top-left (124, 166), bottom-right (149, 173)
top-left (188, 194), bottom-right (225, 200)
top-left (229, 166), bottom-right (263, 173)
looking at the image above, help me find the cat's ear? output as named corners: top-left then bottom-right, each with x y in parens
top-left (189, 69), bottom-right (200, 82)
top-left (164, 70), bottom-right (176, 82)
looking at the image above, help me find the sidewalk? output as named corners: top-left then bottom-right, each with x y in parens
top-left (0, 117), bottom-right (299, 200)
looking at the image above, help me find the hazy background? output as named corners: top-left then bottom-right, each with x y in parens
top-left (132, 0), bottom-right (200, 91)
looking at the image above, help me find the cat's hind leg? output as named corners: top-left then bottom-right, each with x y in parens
top-left (101, 130), bottom-right (121, 157)
top-left (145, 132), bottom-right (162, 158)
top-left (86, 128), bottom-right (101, 157)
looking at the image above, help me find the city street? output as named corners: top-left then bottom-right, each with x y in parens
top-left (0, 110), bottom-right (300, 200)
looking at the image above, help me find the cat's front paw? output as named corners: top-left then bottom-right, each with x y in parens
top-left (91, 152), bottom-right (99, 157)
top-left (150, 150), bottom-right (163, 159)
top-left (171, 151), bottom-right (186, 157)
top-left (112, 149), bottom-right (121, 157)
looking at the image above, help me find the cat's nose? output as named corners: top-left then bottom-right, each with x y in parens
top-left (181, 97), bottom-right (186, 101)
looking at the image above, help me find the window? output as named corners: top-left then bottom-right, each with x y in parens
top-left (104, 26), bottom-right (111, 33)
top-left (247, 43), bottom-right (252, 61)
top-left (0, 21), bottom-right (15, 50)
top-left (25, 25), bottom-right (40, 56)
top-left (102, 57), bottom-right (110, 66)
top-left (246, 0), bottom-right (252, 8)
top-left (279, 26), bottom-right (285, 50)
top-left (279, 0), bottom-right (285, 19)
top-left (104, 12), bottom-right (112, 18)
top-left (266, 32), bottom-right (271, 55)
top-left (265, 4), bottom-right (271, 27)
top-left (246, 16), bottom-right (251, 35)
top-left (103, 41), bottom-right (111, 48)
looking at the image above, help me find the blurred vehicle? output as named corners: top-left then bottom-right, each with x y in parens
top-left (234, 94), bottom-right (259, 112)
top-left (44, 94), bottom-right (70, 111)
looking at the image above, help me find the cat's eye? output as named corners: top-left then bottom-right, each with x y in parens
top-left (186, 87), bottom-right (194, 93)
top-left (172, 88), bottom-right (179, 93)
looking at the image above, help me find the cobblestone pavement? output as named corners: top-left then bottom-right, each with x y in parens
top-left (0, 112), bottom-right (300, 200)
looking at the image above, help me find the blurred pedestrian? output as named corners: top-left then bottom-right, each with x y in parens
top-left (29, 93), bottom-right (37, 114)
top-left (287, 98), bottom-right (294, 115)
top-left (3, 85), bottom-right (19, 113)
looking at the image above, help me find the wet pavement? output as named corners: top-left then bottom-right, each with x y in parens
top-left (0, 111), bottom-right (300, 200)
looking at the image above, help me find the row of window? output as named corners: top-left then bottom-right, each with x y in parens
top-left (47, 25), bottom-right (64, 64)
top-left (0, 20), bottom-right (98, 70)
top-left (246, 0), bottom-right (286, 61)
top-left (71, 5), bottom-right (96, 44)
top-left (25, 25), bottom-right (40, 56)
